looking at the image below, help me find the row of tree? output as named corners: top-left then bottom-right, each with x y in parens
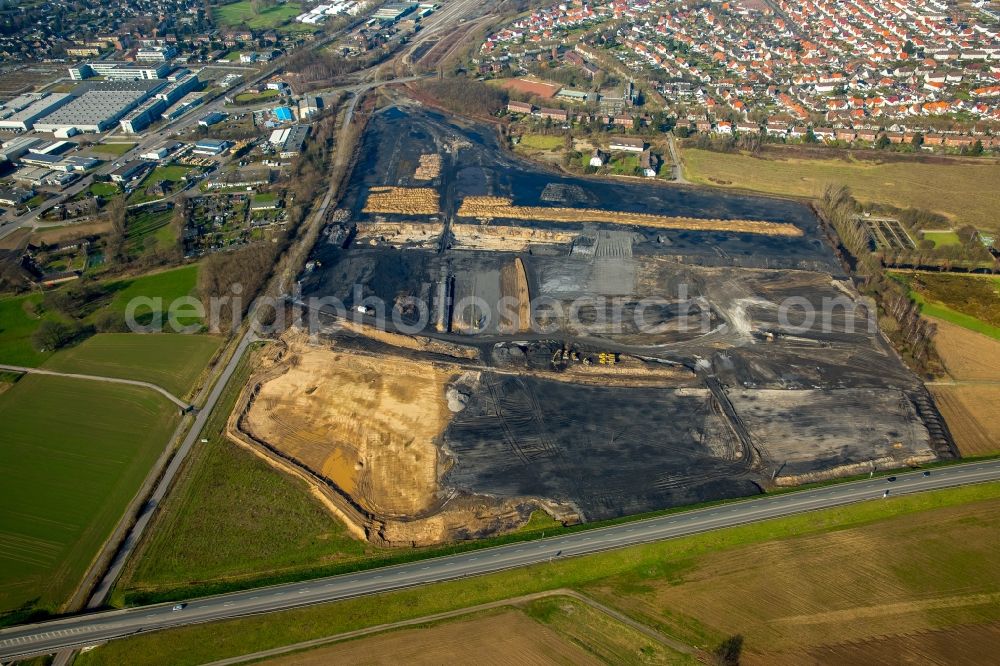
top-left (417, 78), bottom-right (509, 118)
top-left (817, 185), bottom-right (939, 374)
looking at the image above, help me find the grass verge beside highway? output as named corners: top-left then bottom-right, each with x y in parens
top-left (0, 376), bottom-right (179, 625)
top-left (79, 481), bottom-right (1000, 665)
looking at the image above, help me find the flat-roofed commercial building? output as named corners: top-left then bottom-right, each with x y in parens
top-left (193, 138), bottom-right (230, 156)
top-left (0, 93), bottom-right (74, 131)
top-left (110, 160), bottom-right (152, 183)
top-left (0, 136), bottom-right (44, 162)
top-left (278, 124), bottom-right (310, 158)
top-left (33, 81), bottom-right (164, 134)
top-left (119, 97), bottom-right (168, 133)
top-left (69, 61), bottom-right (171, 81)
top-left (136, 45), bottom-right (176, 62)
top-left (163, 92), bottom-right (205, 120)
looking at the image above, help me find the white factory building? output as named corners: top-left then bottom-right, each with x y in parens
top-left (33, 81), bottom-right (165, 134)
top-left (69, 61), bottom-right (171, 81)
top-left (0, 93), bottom-right (74, 132)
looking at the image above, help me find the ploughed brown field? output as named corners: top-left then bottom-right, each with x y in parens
top-left (259, 610), bottom-right (601, 666)
top-left (927, 316), bottom-right (1000, 456)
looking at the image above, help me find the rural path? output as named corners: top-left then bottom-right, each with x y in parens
top-left (201, 589), bottom-right (702, 666)
top-left (666, 132), bottom-right (690, 184)
top-left (0, 364), bottom-right (189, 409)
top-left (3, 458), bottom-right (1000, 661)
top-left (81, 331), bottom-right (259, 611)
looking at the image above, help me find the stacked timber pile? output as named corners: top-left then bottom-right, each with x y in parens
top-left (456, 196), bottom-right (804, 237)
top-left (363, 187), bottom-right (440, 215)
top-left (414, 154), bottom-right (442, 180)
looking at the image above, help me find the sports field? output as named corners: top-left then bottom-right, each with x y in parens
top-left (0, 375), bottom-right (179, 624)
top-left (682, 148), bottom-right (1000, 233)
top-left (214, 1), bottom-right (301, 29)
top-left (78, 482), bottom-right (1000, 665)
top-left (42, 333), bottom-right (222, 399)
top-left (233, 89), bottom-right (281, 104)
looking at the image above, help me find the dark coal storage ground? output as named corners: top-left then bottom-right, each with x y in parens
top-left (443, 376), bottom-right (759, 520)
top-left (297, 102), bottom-right (956, 525)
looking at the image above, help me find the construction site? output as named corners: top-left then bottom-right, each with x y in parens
top-left (232, 102), bottom-right (955, 547)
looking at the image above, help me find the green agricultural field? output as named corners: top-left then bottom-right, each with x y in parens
top-left (0, 294), bottom-right (59, 366)
top-left (0, 375), bottom-right (179, 624)
top-left (516, 134), bottom-right (565, 151)
top-left (79, 482), bottom-right (1000, 666)
top-left (892, 272), bottom-right (1000, 340)
top-left (214, 1), bottom-right (301, 29)
top-left (114, 349), bottom-right (373, 605)
top-left (88, 143), bottom-right (136, 156)
top-left (682, 148), bottom-right (1000, 233)
top-left (42, 333), bottom-right (222, 398)
top-left (105, 264), bottom-right (200, 319)
top-left (0, 265), bottom-right (202, 367)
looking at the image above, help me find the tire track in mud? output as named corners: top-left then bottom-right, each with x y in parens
top-left (705, 375), bottom-right (764, 474)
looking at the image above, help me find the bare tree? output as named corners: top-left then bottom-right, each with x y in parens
top-left (105, 195), bottom-right (128, 266)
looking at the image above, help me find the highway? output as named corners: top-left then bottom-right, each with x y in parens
top-left (2, 458), bottom-right (999, 660)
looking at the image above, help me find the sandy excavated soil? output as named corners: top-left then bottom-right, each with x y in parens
top-left (244, 345), bottom-right (451, 517)
top-left (239, 337), bottom-right (547, 545)
top-left (260, 610), bottom-right (600, 666)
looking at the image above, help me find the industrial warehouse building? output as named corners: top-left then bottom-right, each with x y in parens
top-left (0, 93), bottom-right (74, 131)
top-left (268, 124), bottom-right (310, 158)
top-left (120, 74), bottom-right (201, 133)
top-left (33, 81), bottom-right (165, 134)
